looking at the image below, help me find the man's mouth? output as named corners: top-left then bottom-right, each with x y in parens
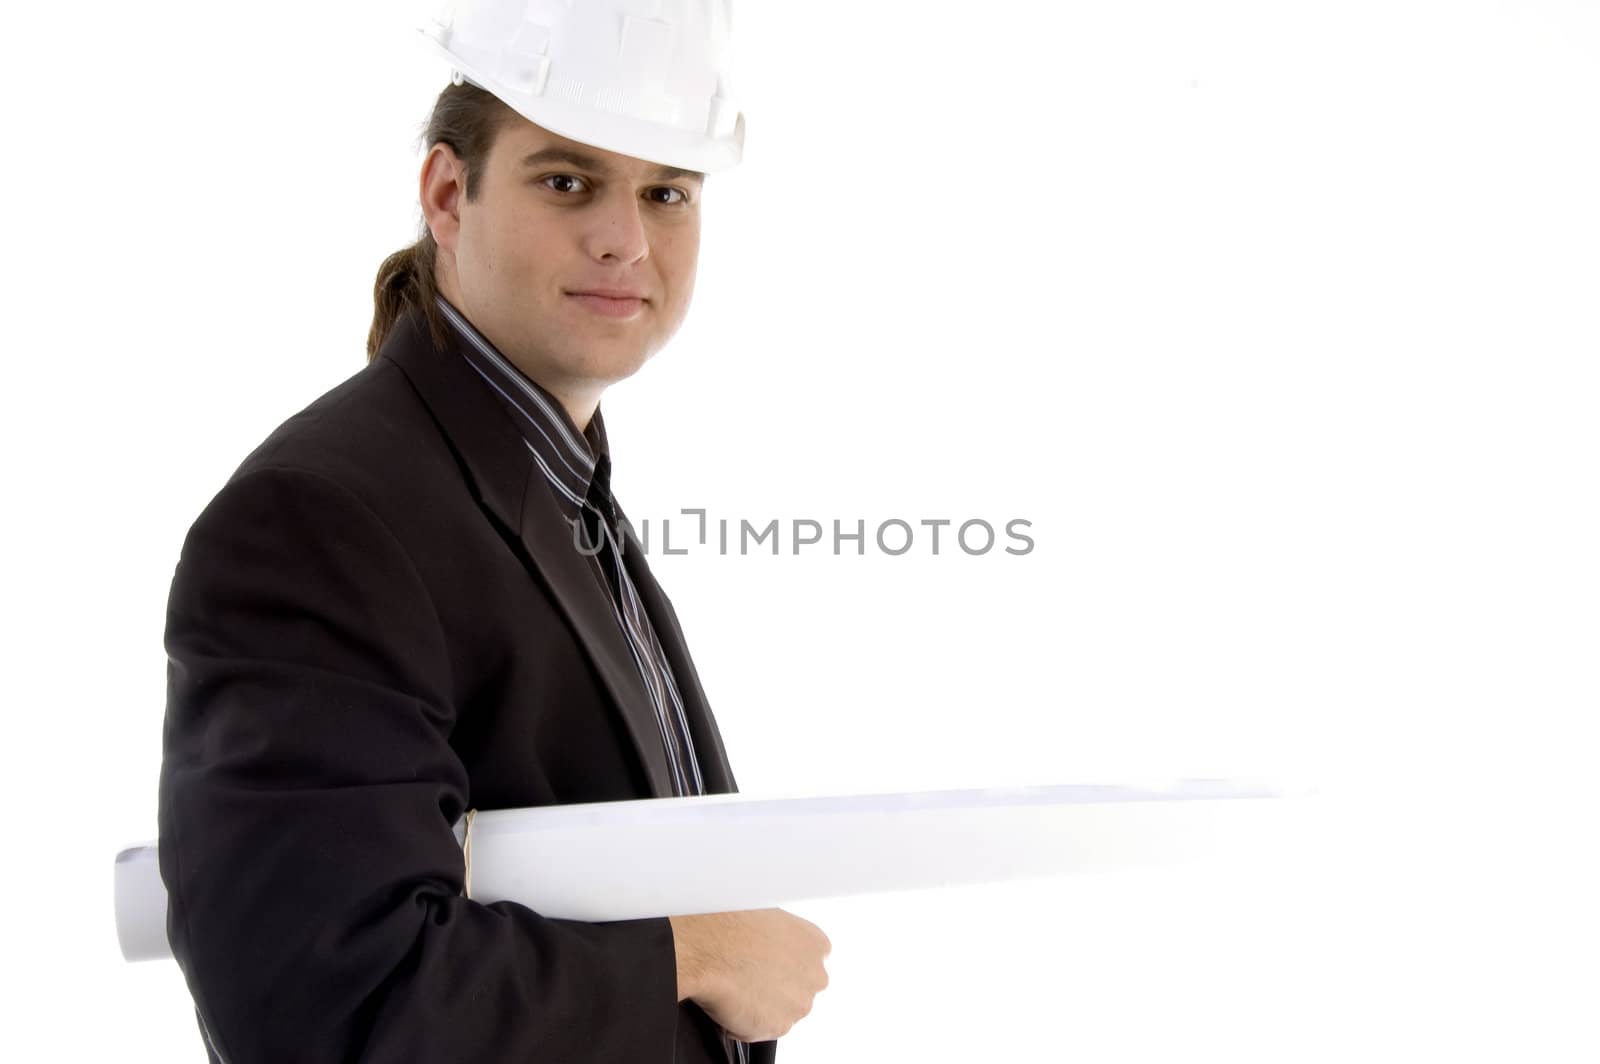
top-left (565, 289), bottom-right (648, 318)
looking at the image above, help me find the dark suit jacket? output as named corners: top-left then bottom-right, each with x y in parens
top-left (158, 304), bottom-right (774, 1063)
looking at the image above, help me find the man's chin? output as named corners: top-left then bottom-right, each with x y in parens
top-left (566, 346), bottom-right (658, 389)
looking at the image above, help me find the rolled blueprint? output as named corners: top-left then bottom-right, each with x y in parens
top-left (115, 778), bottom-right (1299, 962)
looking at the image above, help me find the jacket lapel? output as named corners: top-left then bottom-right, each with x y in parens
top-left (379, 306), bottom-right (676, 799)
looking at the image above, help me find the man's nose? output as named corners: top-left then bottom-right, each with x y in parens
top-left (582, 190), bottom-right (650, 265)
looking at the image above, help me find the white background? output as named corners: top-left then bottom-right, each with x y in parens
top-left (4, 0), bottom-right (1597, 1059)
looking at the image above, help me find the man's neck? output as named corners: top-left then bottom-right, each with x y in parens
top-left (550, 387), bottom-right (600, 436)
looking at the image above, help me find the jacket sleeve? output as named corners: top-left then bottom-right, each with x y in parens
top-left (157, 465), bottom-right (680, 1063)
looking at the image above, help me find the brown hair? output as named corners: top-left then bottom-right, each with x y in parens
top-left (367, 81), bottom-right (518, 362)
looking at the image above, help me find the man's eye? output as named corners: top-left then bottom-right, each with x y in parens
top-left (540, 174), bottom-right (589, 194)
top-left (647, 187), bottom-right (689, 206)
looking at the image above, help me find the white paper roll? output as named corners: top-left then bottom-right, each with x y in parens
top-left (114, 843), bottom-right (173, 962)
top-left (115, 778), bottom-right (1302, 962)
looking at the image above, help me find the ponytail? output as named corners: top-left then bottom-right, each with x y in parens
top-left (367, 236), bottom-right (441, 362)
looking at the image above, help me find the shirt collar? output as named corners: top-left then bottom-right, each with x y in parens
top-left (433, 293), bottom-right (613, 519)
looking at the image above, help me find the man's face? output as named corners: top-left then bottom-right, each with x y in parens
top-left (426, 114), bottom-right (704, 411)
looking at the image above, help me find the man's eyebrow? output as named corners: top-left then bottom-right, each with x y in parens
top-left (519, 147), bottom-right (705, 183)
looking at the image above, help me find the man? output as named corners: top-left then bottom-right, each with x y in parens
top-left (157, 3), bottom-right (829, 1060)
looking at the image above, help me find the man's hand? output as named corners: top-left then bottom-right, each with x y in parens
top-left (669, 909), bottom-right (832, 1041)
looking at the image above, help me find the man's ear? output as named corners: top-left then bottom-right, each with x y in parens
top-left (419, 144), bottom-right (466, 253)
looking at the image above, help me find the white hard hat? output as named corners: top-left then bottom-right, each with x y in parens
top-left (417, 0), bottom-right (745, 174)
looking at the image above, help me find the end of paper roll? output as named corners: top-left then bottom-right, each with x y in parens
top-left (114, 842), bottom-right (172, 962)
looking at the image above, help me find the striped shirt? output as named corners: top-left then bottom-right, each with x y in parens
top-left (435, 295), bottom-right (749, 1064)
